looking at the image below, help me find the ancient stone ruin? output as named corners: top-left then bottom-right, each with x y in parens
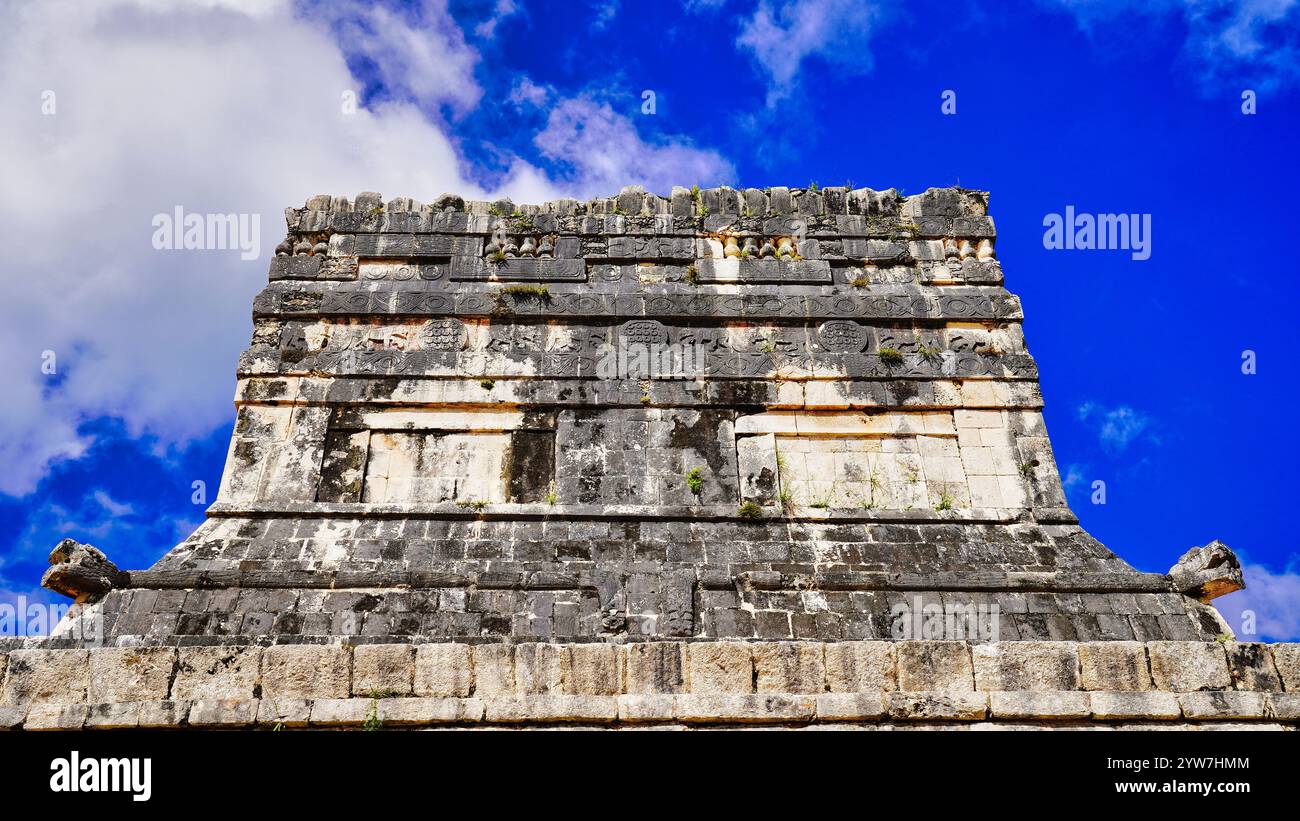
top-left (7, 184), bottom-right (1295, 730)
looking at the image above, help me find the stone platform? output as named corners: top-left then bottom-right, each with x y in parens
top-left (2, 641), bottom-right (1296, 730)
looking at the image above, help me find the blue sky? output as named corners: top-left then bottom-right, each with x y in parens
top-left (2, 0), bottom-right (1297, 638)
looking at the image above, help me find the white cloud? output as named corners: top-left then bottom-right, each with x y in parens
top-left (309, 0), bottom-right (483, 117)
top-left (533, 95), bottom-right (735, 196)
top-left (474, 0), bottom-right (520, 39)
top-left (508, 76), bottom-right (551, 108)
top-left (1214, 559), bottom-right (1300, 641)
top-left (1076, 401), bottom-right (1155, 453)
top-left (1045, 0), bottom-right (1300, 91)
top-left (737, 0), bottom-right (890, 104)
top-left (92, 491), bottom-right (135, 518)
top-left (0, 0), bottom-right (734, 497)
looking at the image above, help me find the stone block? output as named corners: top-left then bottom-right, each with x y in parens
top-left (309, 698), bottom-right (371, 726)
top-left (470, 644), bottom-right (515, 696)
top-left (1272, 644), bottom-right (1300, 691)
top-left (89, 647), bottom-right (176, 702)
top-left (972, 642), bottom-right (1078, 691)
top-left (352, 644), bottom-right (414, 696)
top-left (189, 699), bottom-right (258, 727)
top-left (622, 642), bottom-right (685, 694)
top-left (414, 644), bottom-right (471, 697)
top-left (816, 693), bottom-right (886, 721)
top-left (886, 692), bottom-right (987, 720)
top-left (483, 695), bottom-right (618, 723)
top-left (1266, 693), bottom-right (1300, 720)
top-left (0, 706), bottom-right (24, 730)
top-left (24, 702), bottom-right (89, 730)
top-left (84, 702), bottom-right (142, 729)
top-left (896, 641), bottom-right (973, 693)
top-left (674, 694), bottom-right (815, 723)
top-left (172, 646), bottom-right (260, 701)
top-left (1147, 642), bottom-right (1231, 691)
top-left (686, 642), bottom-right (753, 694)
top-left (257, 698), bottom-right (312, 728)
top-left (1178, 691), bottom-right (1266, 720)
top-left (378, 697), bottom-right (482, 725)
top-left (824, 642), bottom-right (896, 692)
top-left (989, 691), bottom-right (1090, 719)
top-left (1078, 641), bottom-right (1151, 691)
top-left (753, 642), bottom-right (824, 693)
top-left (1225, 643), bottom-right (1282, 691)
top-left (262, 645), bottom-right (350, 699)
top-left (514, 643), bottom-right (562, 695)
top-left (1, 649), bottom-right (89, 705)
top-left (1089, 691), bottom-right (1181, 720)
top-left (137, 701), bottom-right (189, 729)
top-left (617, 694), bottom-right (675, 723)
top-left (561, 644), bottom-right (619, 695)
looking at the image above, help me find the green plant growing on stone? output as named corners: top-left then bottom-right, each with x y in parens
top-left (480, 379), bottom-right (495, 391)
top-left (363, 699), bottom-right (382, 731)
top-left (488, 249), bottom-right (507, 264)
top-left (685, 467), bottom-right (705, 496)
top-left (935, 493), bottom-right (954, 511)
top-left (499, 284), bottom-right (550, 300)
top-left (545, 488), bottom-right (558, 505)
top-left (369, 205), bottom-right (384, 217)
top-left (690, 184), bottom-right (701, 201)
top-left (684, 263), bottom-right (698, 285)
top-left (808, 181), bottom-right (820, 191)
top-left (917, 343), bottom-right (942, 361)
top-left (457, 499), bottom-right (488, 512)
top-left (1215, 632), bottom-right (1232, 644)
top-left (489, 205), bottom-right (504, 217)
top-left (849, 275), bottom-right (871, 289)
top-left (698, 204), bottom-right (710, 217)
top-left (877, 347), bottom-right (905, 366)
top-left (779, 488), bottom-right (795, 513)
top-left (1019, 459), bottom-right (1039, 478)
top-left (737, 500), bottom-right (763, 518)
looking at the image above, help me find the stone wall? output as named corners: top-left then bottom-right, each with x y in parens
top-left (2, 641), bottom-right (1296, 729)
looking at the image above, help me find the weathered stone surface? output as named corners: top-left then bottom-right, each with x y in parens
top-left (561, 644), bottom-right (619, 695)
top-left (816, 692), bottom-right (886, 720)
top-left (378, 697), bottom-right (482, 725)
top-left (1267, 693), bottom-right (1300, 720)
top-left (1273, 644), bottom-right (1300, 691)
top-left (972, 642), bottom-right (1078, 691)
top-left (1078, 641), bottom-right (1151, 691)
top-left (989, 691), bottom-right (1090, 719)
top-left (309, 698), bottom-right (371, 726)
top-left (887, 692), bottom-right (987, 720)
top-left (1, 649), bottom-right (89, 705)
top-left (1224, 643), bottom-right (1281, 691)
top-left (686, 642), bottom-right (753, 694)
top-left (137, 700), bottom-right (189, 728)
top-left (675, 694), bottom-right (815, 724)
top-left (352, 644), bottom-right (414, 696)
top-left (1178, 691), bottom-right (1266, 720)
top-left (89, 648), bottom-right (176, 702)
top-left (1089, 691), bottom-right (1182, 720)
top-left (188, 699), bottom-right (258, 727)
top-left (172, 646), bottom-right (260, 701)
top-left (896, 642), bottom-right (973, 693)
top-left (484, 695), bottom-right (618, 723)
top-left (753, 642), bottom-right (824, 693)
top-left (617, 694), bottom-right (675, 723)
top-left (414, 644), bottom-right (471, 697)
top-left (40, 538), bottom-right (122, 603)
top-left (824, 642), bottom-right (896, 692)
top-left (513, 643), bottom-right (562, 695)
top-left (1168, 541), bottom-right (1243, 602)
top-left (1147, 642), bottom-right (1231, 691)
top-left (84, 702), bottom-right (142, 729)
top-left (262, 645), bottom-right (350, 700)
top-left (623, 643), bottom-right (685, 694)
top-left (469, 644), bottom-right (515, 696)
top-left (24, 702), bottom-right (89, 730)
top-left (257, 697), bottom-right (312, 728)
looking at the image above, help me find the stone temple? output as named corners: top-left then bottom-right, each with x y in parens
top-left (10, 185), bottom-right (1297, 730)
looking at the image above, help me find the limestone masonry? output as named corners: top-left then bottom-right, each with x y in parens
top-left (15, 184), bottom-right (1282, 730)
